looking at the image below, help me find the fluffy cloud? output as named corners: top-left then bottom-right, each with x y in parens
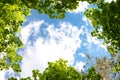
top-left (75, 61), bottom-right (85, 72)
top-left (0, 70), bottom-right (5, 80)
top-left (85, 28), bottom-right (107, 51)
top-left (19, 21), bottom-right (84, 78)
top-left (69, 1), bottom-right (89, 13)
top-left (105, 0), bottom-right (116, 3)
top-left (81, 16), bottom-right (107, 51)
top-left (20, 20), bottom-right (44, 45)
top-left (79, 53), bottom-right (86, 58)
top-left (82, 16), bottom-right (92, 26)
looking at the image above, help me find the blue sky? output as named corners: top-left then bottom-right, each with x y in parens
top-left (0, 1), bottom-right (112, 79)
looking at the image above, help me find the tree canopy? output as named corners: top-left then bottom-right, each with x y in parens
top-left (8, 59), bottom-right (101, 80)
top-left (84, 0), bottom-right (120, 76)
top-left (0, 0), bottom-right (100, 73)
top-left (0, 1), bottom-right (30, 72)
top-left (84, 0), bottom-right (120, 54)
top-left (1, 0), bottom-right (120, 80)
top-left (0, 0), bottom-right (81, 72)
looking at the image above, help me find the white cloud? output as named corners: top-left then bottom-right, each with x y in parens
top-left (79, 53), bottom-right (86, 58)
top-left (82, 16), bottom-right (92, 26)
top-left (5, 68), bottom-right (17, 79)
top-left (80, 13), bottom-right (107, 52)
top-left (105, 0), bottom-right (116, 3)
top-left (85, 30), bottom-right (107, 51)
top-left (69, 1), bottom-right (89, 13)
top-left (19, 21), bottom-right (84, 78)
top-left (75, 61), bottom-right (85, 72)
top-left (86, 34), bottom-right (99, 45)
top-left (0, 70), bottom-right (5, 80)
top-left (86, 30), bottom-right (107, 51)
top-left (20, 20), bottom-right (44, 45)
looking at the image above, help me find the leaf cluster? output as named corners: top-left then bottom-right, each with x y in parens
top-left (84, 0), bottom-right (120, 54)
top-left (8, 59), bottom-right (101, 80)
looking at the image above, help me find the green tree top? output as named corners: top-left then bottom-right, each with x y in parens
top-left (8, 59), bottom-right (102, 80)
top-left (84, 0), bottom-right (120, 54)
top-left (0, 0), bottom-right (82, 72)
